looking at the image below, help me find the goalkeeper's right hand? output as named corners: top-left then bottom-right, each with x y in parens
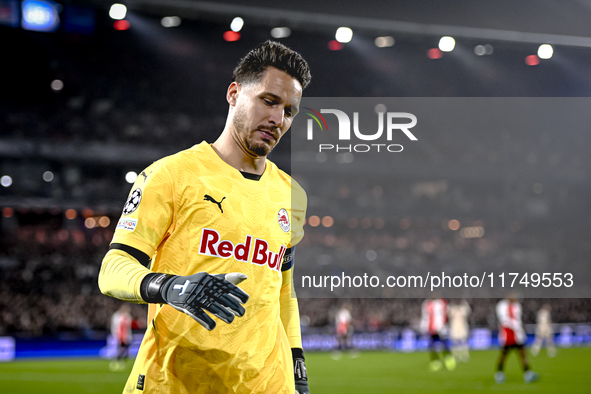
top-left (140, 272), bottom-right (249, 330)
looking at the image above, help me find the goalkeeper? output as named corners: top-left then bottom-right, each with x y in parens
top-left (98, 41), bottom-right (311, 394)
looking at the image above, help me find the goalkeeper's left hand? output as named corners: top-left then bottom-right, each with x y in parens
top-left (140, 271), bottom-right (249, 331)
top-left (293, 348), bottom-right (309, 394)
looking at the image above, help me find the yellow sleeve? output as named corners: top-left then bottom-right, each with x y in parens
top-left (279, 176), bottom-right (307, 349)
top-left (280, 266), bottom-right (302, 349)
top-left (111, 160), bottom-right (175, 258)
top-left (98, 249), bottom-right (152, 303)
top-left (99, 159), bottom-right (176, 303)
top-left (289, 178), bottom-right (307, 247)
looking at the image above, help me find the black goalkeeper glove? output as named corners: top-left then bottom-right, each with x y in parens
top-left (293, 348), bottom-right (310, 394)
top-left (140, 272), bottom-right (249, 331)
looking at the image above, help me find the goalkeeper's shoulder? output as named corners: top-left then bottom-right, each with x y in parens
top-left (290, 176), bottom-right (307, 202)
top-left (271, 162), bottom-right (306, 190)
top-left (141, 142), bottom-right (210, 177)
top-left (266, 160), bottom-right (308, 203)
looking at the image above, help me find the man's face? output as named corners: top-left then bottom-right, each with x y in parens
top-left (231, 67), bottom-right (302, 157)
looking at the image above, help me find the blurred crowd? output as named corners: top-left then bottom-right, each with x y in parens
top-left (0, 220), bottom-right (589, 337)
top-left (0, 219), bottom-right (146, 337)
top-left (298, 298), bottom-right (591, 333)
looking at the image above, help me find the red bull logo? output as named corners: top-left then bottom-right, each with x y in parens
top-left (198, 228), bottom-right (286, 273)
top-left (277, 208), bottom-right (290, 232)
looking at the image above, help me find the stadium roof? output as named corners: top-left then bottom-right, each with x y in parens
top-left (82, 0), bottom-right (591, 47)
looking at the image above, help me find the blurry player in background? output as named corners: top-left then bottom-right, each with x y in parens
top-left (98, 41), bottom-right (311, 393)
top-left (448, 299), bottom-right (471, 363)
top-left (531, 304), bottom-right (556, 358)
top-left (109, 304), bottom-right (133, 371)
top-left (420, 298), bottom-right (455, 371)
top-left (332, 304), bottom-right (356, 360)
top-left (336, 304), bottom-right (352, 349)
top-left (495, 296), bottom-right (539, 384)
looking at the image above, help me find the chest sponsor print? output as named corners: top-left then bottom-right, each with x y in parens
top-left (198, 228), bottom-right (286, 273)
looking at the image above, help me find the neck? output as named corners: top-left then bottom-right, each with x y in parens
top-left (212, 129), bottom-right (266, 175)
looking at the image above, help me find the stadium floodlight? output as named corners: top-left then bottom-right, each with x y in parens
top-left (474, 45), bottom-right (485, 56)
top-left (21, 0), bottom-right (60, 32)
top-left (109, 4), bottom-right (126, 20)
top-left (43, 171), bottom-right (54, 182)
top-left (374, 103), bottom-right (387, 113)
top-left (161, 16), bottom-right (181, 28)
top-left (50, 79), bottom-right (63, 91)
top-left (374, 36), bottom-right (395, 48)
top-left (271, 27), bottom-right (290, 38)
top-left (125, 171), bottom-right (137, 184)
top-left (439, 36), bottom-right (455, 52)
top-left (366, 250), bottom-right (377, 261)
top-left (0, 175), bottom-right (12, 187)
top-left (538, 44), bottom-right (553, 59)
top-left (335, 27), bottom-right (353, 43)
top-left (230, 17), bottom-right (243, 32)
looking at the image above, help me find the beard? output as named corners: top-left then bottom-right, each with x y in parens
top-left (233, 106), bottom-right (274, 157)
top-left (245, 135), bottom-right (270, 156)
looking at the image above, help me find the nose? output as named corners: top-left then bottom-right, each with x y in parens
top-left (268, 107), bottom-right (284, 129)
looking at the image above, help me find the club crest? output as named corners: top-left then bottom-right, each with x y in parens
top-left (277, 208), bottom-right (290, 232)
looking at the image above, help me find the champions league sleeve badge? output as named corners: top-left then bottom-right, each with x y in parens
top-left (277, 208), bottom-right (290, 232)
top-left (123, 188), bottom-right (142, 215)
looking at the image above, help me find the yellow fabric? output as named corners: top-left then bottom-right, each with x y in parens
top-left (280, 268), bottom-right (303, 350)
top-left (101, 141), bottom-right (307, 394)
top-left (98, 249), bottom-right (151, 303)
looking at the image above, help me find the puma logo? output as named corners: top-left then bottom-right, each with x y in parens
top-left (140, 171), bottom-right (151, 183)
top-left (204, 194), bottom-right (226, 213)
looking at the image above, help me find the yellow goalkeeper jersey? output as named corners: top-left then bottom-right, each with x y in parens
top-left (111, 141), bottom-right (306, 394)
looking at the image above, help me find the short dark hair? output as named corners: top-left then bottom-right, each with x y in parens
top-left (232, 40), bottom-right (311, 89)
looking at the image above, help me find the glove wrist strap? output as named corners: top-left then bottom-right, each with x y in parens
top-left (292, 347), bottom-right (305, 361)
top-left (140, 273), bottom-right (176, 303)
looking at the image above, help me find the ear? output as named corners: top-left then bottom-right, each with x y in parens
top-left (227, 82), bottom-right (241, 107)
